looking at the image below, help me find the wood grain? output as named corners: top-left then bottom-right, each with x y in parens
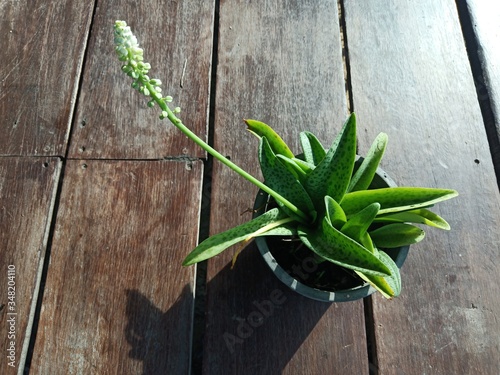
top-left (67, 0), bottom-right (215, 159)
top-left (345, 0), bottom-right (500, 373)
top-left (30, 160), bottom-right (202, 374)
top-left (0, 1), bottom-right (95, 156)
top-left (463, 0), bottom-right (500, 164)
top-left (0, 157), bottom-right (61, 372)
top-left (203, 1), bottom-right (368, 373)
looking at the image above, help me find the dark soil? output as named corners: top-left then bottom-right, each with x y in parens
top-left (265, 235), bottom-right (365, 292)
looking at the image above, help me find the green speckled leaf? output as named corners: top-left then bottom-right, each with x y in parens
top-left (348, 132), bottom-right (388, 192)
top-left (291, 157), bottom-right (315, 174)
top-left (373, 208), bottom-right (451, 230)
top-left (305, 113), bottom-right (357, 209)
top-left (260, 137), bottom-right (316, 223)
top-left (254, 223), bottom-right (297, 236)
top-left (245, 119), bottom-right (294, 158)
top-left (300, 131), bottom-right (326, 166)
top-left (341, 203), bottom-right (380, 253)
top-left (298, 217), bottom-right (392, 277)
top-left (183, 208), bottom-right (288, 265)
top-left (341, 203), bottom-right (380, 238)
top-left (324, 195), bottom-right (346, 229)
top-left (358, 232), bottom-right (376, 254)
top-left (340, 187), bottom-right (459, 217)
top-left (356, 250), bottom-right (401, 298)
top-left (370, 223), bottom-right (425, 248)
top-left (276, 154), bottom-right (307, 183)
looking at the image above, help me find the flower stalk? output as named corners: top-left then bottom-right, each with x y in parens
top-left (113, 20), bottom-right (309, 222)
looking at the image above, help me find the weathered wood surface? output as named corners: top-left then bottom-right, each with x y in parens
top-left (0, 1), bottom-right (95, 156)
top-left (463, 0), bottom-right (500, 164)
top-left (67, 1), bottom-right (215, 160)
top-left (203, 1), bottom-right (368, 373)
top-left (2, 0), bottom-right (500, 374)
top-left (0, 157), bottom-right (61, 372)
top-left (345, 0), bottom-right (500, 374)
top-left (30, 160), bottom-right (202, 374)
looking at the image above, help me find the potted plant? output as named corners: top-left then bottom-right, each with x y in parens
top-left (250, 154), bottom-right (412, 302)
top-left (113, 21), bottom-right (458, 301)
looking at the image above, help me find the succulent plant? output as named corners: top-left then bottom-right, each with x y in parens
top-left (114, 21), bottom-right (458, 298)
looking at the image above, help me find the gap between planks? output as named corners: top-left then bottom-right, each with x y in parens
top-left (454, 0), bottom-right (500, 188)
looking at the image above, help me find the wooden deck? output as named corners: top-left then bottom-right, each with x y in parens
top-left (1, 0), bottom-right (499, 374)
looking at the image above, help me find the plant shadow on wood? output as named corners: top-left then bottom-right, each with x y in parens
top-left (125, 286), bottom-right (192, 374)
top-left (202, 241), bottom-right (338, 373)
top-left (124, 242), bottom-right (366, 374)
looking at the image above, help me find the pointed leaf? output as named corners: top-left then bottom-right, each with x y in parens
top-left (245, 119), bottom-right (294, 158)
top-left (291, 157), bottom-right (315, 174)
top-left (305, 113), bottom-right (357, 207)
top-left (276, 154), bottom-right (307, 183)
top-left (370, 223), bottom-right (425, 248)
top-left (340, 187), bottom-right (458, 216)
top-left (231, 217), bottom-right (297, 266)
top-left (324, 195), bottom-right (346, 229)
top-left (358, 232), bottom-right (377, 254)
top-left (253, 222), bottom-right (298, 236)
top-left (300, 131), bottom-right (326, 166)
top-left (341, 203), bottom-right (380, 241)
top-left (298, 218), bottom-right (392, 277)
top-left (259, 137), bottom-right (316, 223)
top-left (348, 132), bottom-right (388, 192)
top-left (183, 208), bottom-right (288, 265)
top-left (374, 208), bottom-right (451, 230)
top-left (356, 250), bottom-right (401, 299)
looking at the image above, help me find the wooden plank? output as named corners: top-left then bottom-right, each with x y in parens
top-left (203, 1), bottom-right (369, 373)
top-left (203, 247), bottom-right (369, 374)
top-left (463, 0), bottom-right (500, 163)
top-left (67, 1), bottom-right (215, 159)
top-left (0, 1), bottom-right (95, 156)
top-left (345, 0), bottom-right (500, 374)
top-left (0, 157), bottom-right (61, 373)
top-left (30, 160), bottom-right (203, 374)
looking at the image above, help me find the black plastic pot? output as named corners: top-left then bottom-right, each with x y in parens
top-left (253, 159), bottom-right (409, 302)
